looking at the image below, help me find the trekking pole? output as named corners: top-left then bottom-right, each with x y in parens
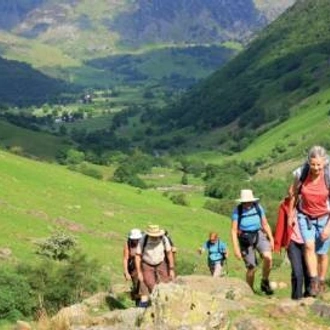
top-left (223, 258), bottom-right (229, 276)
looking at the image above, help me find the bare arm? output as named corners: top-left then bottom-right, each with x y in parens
top-left (288, 180), bottom-right (299, 226)
top-left (135, 253), bottom-right (144, 282)
top-left (231, 220), bottom-right (242, 259)
top-left (262, 217), bottom-right (274, 251)
top-left (123, 243), bottom-right (130, 280)
top-left (166, 250), bottom-right (175, 279)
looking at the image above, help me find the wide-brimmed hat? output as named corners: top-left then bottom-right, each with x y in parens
top-left (145, 224), bottom-right (165, 237)
top-left (128, 228), bottom-right (142, 240)
top-left (236, 189), bottom-right (259, 203)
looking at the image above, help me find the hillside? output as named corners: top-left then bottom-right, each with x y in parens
top-left (152, 0), bottom-right (330, 152)
top-left (0, 56), bottom-right (73, 107)
top-left (0, 149), bottom-right (232, 279)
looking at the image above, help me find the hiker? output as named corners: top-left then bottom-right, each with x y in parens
top-left (231, 189), bottom-right (274, 294)
top-left (198, 232), bottom-right (228, 277)
top-left (274, 189), bottom-right (311, 299)
top-left (135, 224), bottom-right (175, 306)
top-left (289, 145), bottom-right (330, 296)
top-left (123, 228), bottom-right (145, 305)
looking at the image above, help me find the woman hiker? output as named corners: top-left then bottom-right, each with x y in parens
top-left (289, 145), bottom-right (330, 296)
top-left (123, 228), bottom-right (147, 305)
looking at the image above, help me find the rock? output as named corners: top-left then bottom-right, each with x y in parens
top-left (14, 321), bottom-right (31, 330)
top-left (0, 247), bottom-right (12, 259)
top-left (52, 303), bottom-right (90, 327)
top-left (175, 275), bottom-right (254, 300)
top-left (140, 282), bottom-right (229, 329)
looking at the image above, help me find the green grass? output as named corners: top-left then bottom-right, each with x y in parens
top-left (0, 149), bottom-right (232, 284)
top-left (0, 120), bottom-right (73, 160)
top-left (185, 87), bottom-right (330, 168)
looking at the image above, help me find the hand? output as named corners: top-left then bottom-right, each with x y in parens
top-left (169, 269), bottom-right (175, 280)
top-left (321, 226), bottom-right (330, 241)
top-left (124, 272), bottom-right (131, 281)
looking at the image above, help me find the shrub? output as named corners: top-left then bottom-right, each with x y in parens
top-left (18, 251), bottom-right (101, 315)
top-left (203, 199), bottom-right (234, 216)
top-left (80, 165), bottom-right (103, 180)
top-left (169, 193), bottom-right (189, 206)
top-left (35, 232), bottom-right (77, 261)
top-left (0, 268), bottom-right (36, 320)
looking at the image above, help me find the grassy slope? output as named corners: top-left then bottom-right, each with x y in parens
top-left (0, 149), bottom-right (233, 284)
top-left (188, 87), bottom-right (330, 169)
top-left (0, 31), bottom-right (80, 68)
top-left (0, 120), bottom-right (73, 160)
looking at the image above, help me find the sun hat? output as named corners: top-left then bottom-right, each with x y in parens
top-left (128, 228), bottom-right (142, 240)
top-left (235, 189), bottom-right (259, 203)
top-left (145, 224), bottom-right (165, 237)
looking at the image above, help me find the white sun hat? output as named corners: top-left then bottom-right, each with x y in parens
top-left (236, 189), bottom-right (259, 203)
top-left (128, 228), bottom-right (142, 240)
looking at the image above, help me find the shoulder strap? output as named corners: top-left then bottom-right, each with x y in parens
top-left (237, 203), bottom-right (243, 228)
top-left (253, 202), bottom-right (262, 221)
top-left (217, 240), bottom-right (225, 253)
top-left (162, 236), bottom-right (167, 250)
top-left (324, 162), bottom-right (330, 190)
top-left (142, 235), bottom-right (149, 254)
top-left (299, 162), bottom-right (309, 183)
top-left (298, 163), bottom-right (309, 194)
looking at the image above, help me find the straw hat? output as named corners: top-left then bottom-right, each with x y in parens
top-left (145, 224), bottom-right (165, 237)
top-left (236, 189), bottom-right (259, 203)
top-left (128, 228), bottom-right (142, 240)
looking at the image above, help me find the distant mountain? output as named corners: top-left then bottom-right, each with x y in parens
top-left (0, 1), bottom-right (295, 99)
top-left (0, 0), bottom-right (295, 59)
top-left (155, 0), bottom-right (330, 139)
top-left (0, 0), bottom-right (49, 30)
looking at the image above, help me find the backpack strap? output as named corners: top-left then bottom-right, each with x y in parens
top-left (141, 235), bottom-right (149, 255)
top-left (324, 161), bottom-right (330, 191)
top-left (298, 162), bottom-right (310, 194)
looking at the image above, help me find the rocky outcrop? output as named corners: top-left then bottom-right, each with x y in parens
top-left (48, 275), bottom-right (330, 330)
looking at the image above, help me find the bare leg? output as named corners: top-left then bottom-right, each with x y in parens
top-left (261, 251), bottom-right (272, 279)
top-left (304, 241), bottom-right (317, 277)
top-left (246, 267), bottom-right (256, 290)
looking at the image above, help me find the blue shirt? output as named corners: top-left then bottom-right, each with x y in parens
top-left (203, 240), bottom-right (227, 263)
top-left (232, 204), bottom-right (265, 231)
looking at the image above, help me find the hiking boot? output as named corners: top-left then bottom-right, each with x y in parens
top-left (319, 280), bottom-right (326, 294)
top-left (261, 279), bottom-right (274, 295)
top-left (309, 277), bottom-right (319, 297)
top-left (138, 301), bottom-right (149, 308)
